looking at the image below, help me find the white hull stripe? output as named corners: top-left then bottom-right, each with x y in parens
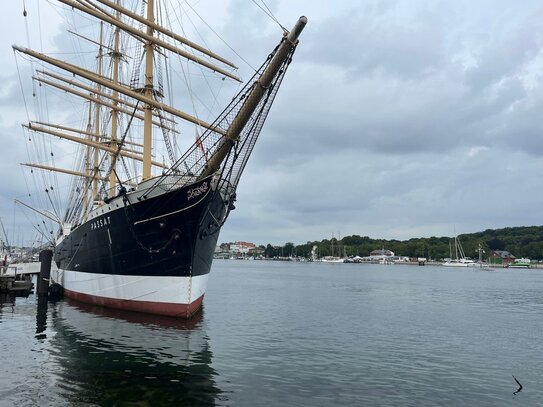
top-left (52, 269), bottom-right (209, 305)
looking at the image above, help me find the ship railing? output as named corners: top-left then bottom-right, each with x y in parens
top-left (147, 173), bottom-right (200, 191)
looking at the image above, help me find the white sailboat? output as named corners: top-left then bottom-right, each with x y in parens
top-left (442, 236), bottom-right (476, 267)
top-left (320, 235), bottom-right (346, 263)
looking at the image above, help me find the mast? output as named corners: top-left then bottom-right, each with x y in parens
top-left (142, 0), bottom-right (155, 180)
top-left (93, 22), bottom-right (104, 203)
top-left (109, 3), bottom-right (121, 196)
top-left (456, 238), bottom-right (460, 260)
top-left (0, 218), bottom-right (10, 253)
top-left (83, 100), bottom-right (93, 218)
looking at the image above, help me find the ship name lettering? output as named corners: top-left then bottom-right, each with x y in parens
top-left (90, 216), bottom-right (111, 231)
top-left (187, 182), bottom-right (208, 201)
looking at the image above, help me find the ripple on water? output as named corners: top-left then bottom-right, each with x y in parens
top-left (2, 263), bottom-right (543, 405)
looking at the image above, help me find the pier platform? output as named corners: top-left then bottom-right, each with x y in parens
top-left (1, 266), bottom-right (34, 296)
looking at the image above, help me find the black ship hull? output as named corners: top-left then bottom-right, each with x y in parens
top-left (52, 176), bottom-right (226, 317)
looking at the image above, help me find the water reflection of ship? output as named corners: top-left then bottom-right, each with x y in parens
top-left (50, 299), bottom-right (222, 405)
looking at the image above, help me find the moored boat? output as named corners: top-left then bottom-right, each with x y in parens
top-left (507, 258), bottom-right (531, 268)
top-left (442, 236), bottom-right (476, 267)
top-left (14, 1), bottom-right (306, 317)
top-left (321, 256), bottom-right (346, 263)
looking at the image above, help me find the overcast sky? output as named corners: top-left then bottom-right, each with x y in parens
top-left (2, 0), bottom-right (543, 246)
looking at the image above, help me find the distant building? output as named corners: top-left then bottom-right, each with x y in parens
top-left (230, 241), bottom-right (257, 254)
top-left (214, 244), bottom-right (230, 259)
top-left (369, 249), bottom-right (395, 258)
top-left (248, 246), bottom-right (265, 257)
top-left (489, 250), bottom-right (516, 265)
top-left (216, 243), bottom-right (231, 253)
top-left (215, 241), bottom-right (258, 258)
top-left (365, 249), bottom-right (396, 263)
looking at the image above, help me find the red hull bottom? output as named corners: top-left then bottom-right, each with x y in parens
top-left (64, 288), bottom-right (204, 318)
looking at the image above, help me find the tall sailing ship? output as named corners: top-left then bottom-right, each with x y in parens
top-left (14, 1), bottom-right (306, 317)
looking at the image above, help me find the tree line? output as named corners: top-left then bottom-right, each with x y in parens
top-left (259, 226), bottom-right (543, 260)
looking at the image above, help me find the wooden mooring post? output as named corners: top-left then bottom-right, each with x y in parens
top-left (37, 249), bottom-right (53, 297)
top-left (0, 265), bottom-right (13, 293)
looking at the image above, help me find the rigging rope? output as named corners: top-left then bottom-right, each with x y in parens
top-left (14, 53), bottom-right (31, 124)
top-left (22, 0), bottom-right (38, 102)
top-left (100, 101), bottom-right (141, 199)
top-left (23, 1), bottom-right (63, 225)
top-left (250, 0), bottom-right (287, 33)
top-left (178, 0), bottom-right (257, 72)
top-left (167, 1), bottom-right (230, 122)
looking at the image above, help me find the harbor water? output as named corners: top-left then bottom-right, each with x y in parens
top-left (1, 260), bottom-right (542, 406)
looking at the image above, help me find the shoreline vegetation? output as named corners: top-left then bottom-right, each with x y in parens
top-left (221, 226), bottom-right (543, 263)
top-left (215, 257), bottom-right (543, 269)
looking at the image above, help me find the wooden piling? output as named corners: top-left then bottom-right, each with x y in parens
top-left (37, 249), bottom-right (53, 297)
top-left (1, 265), bottom-right (13, 293)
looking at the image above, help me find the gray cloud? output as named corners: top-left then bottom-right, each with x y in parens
top-left (4, 0), bottom-right (543, 247)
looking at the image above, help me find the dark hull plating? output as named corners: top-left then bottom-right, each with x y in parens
top-left (54, 177), bottom-right (225, 278)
